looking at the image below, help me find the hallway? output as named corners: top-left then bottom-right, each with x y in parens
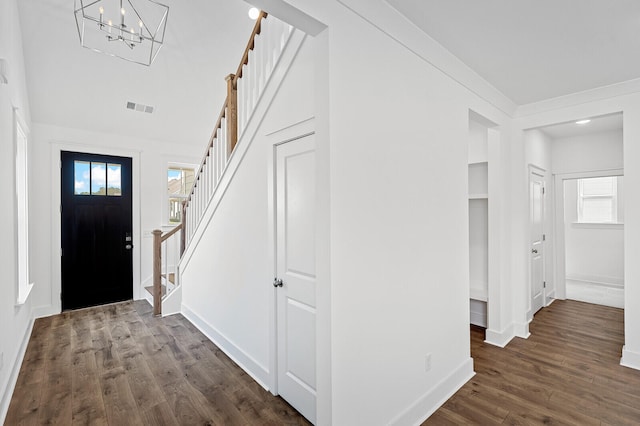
top-left (426, 300), bottom-right (640, 424)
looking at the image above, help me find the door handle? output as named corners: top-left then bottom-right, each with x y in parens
top-left (125, 244), bottom-right (133, 250)
top-left (531, 248), bottom-right (538, 254)
top-left (273, 278), bottom-right (283, 288)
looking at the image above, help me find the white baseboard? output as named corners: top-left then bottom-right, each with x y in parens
top-left (621, 346), bottom-right (640, 371)
top-left (566, 279), bottom-right (624, 309)
top-left (0, 317), bottom-right (34, 424)
top-left (514, 321), bottom-right (530, 339)
top-left (162, 285), bottom-right (182, 317)
top-left (32, 304), bottom-right (59, 319)
top-left (566, 274), bottom-right (623, 288)
top-left (388, 357), bottom-right (474, 426)
top-left (470, 311), bottom-right (487, 328)
top-left (469, 299), bottom-right (487, 328)
top-left (181, 303), bottom-right (271, 391)
top-left (545, 292), bottom-right (556, 306)
top-left (485, 324), bottom-right (516, 348)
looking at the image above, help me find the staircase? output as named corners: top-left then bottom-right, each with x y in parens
top-left (149, 11), bottom-right (295, 316)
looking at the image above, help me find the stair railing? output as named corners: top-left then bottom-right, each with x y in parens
top-left (183, 11), bottom-right (293, 246)
top-left (151, 224), bottom-right (183, 316)
top-left (150, 11), bottom-right (293, 315)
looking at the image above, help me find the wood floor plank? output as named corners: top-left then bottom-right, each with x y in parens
top-left (425, 300), bottom-right (640, 425)
top-left (99, 367), bottom-right (144, 425)
top-left (160, 378), bottom-right (220, 425)
top-left (71, 347), bottom-right (108, 425)
top-left (37, 320), bottom-right (73, 425)
top-left (4, 381), bottom-right (43, 425)
top-left (120, 349), bottom-right (168, 412)
top-left (6, 300), bottom-right (310, 425)
top-left (139, 402), bottom-right (180, 426)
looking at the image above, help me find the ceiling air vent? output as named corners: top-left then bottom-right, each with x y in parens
top-left (126, 101), bottom-right (154, 114)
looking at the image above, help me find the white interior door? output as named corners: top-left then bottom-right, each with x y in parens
top-left (530, 170), bottom-right (545, 314)
top-left (275, 134), bottom-right (316, 424)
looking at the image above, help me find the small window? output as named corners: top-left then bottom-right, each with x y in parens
top-left (74, 161), bottom-right (90, 195)
top-left (107, 163), bottom-right (122, 196)
top-left (75, 160), bottom-right (122, 196)
top-left (168, 166), bottom-right (195, 223)
top-left (577, 176), bottom-right (620, 223)
top-left (91, 162), bottom-right (106, 195)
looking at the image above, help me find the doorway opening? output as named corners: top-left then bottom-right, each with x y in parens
top-left (561, 174), bottom-right (624, 308)
top-left (527, 112), bottom-right (624, 322)
top-left (467, 110), bottom-right (500, 344)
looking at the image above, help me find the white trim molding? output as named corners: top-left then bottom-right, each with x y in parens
top-left (485, 324), bottom-right (517, 348)
top-left (0, 317), bottom-right (34, 424)
top-left (388, 357), bottom-right (475, 426)
top-left (621, 346), bottom-right (640, 371)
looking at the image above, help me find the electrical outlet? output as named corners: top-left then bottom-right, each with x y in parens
top-left (425, 353), bottom-right (432, 372)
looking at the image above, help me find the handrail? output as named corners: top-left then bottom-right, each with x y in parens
top-left (151, 225), bottom-right (185, 316)
top-left (233, 11), bottom-right (268, 84)
top-left (149, 10), bottom-right (292, 316)
top-left (187, 12), bottom-right (268, 206)
top-left (181, 11), bottom-right (293, 250)
top-left (160, 223), bottom-right (182, 242)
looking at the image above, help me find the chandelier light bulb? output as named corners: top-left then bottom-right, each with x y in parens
top-left (139, 20), bottom-right (143, 28)
top-left (248, 7), bottom-right (260, 20)
top-left (99, 6), bottom-right (104, 14)
top-left (121, 8), bottom-right (126, 15)
top-left (108, 19), bottom-right (113, 26)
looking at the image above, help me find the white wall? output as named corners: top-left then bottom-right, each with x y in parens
top-left (180, 35), bottom-right (316, 391)
top-left (245, 1), bottom-right (517, 423)
top-left (552, 130), bottom-right (623, 174)
top-left (319, 5), bottom-right (514, 424)
top-left (0, 0), bottom-right (35, 420)
top-left (523, 129), bottom-right (554, 311)
top-left (468, 118), bottom-right (489, 164)
top-left (563, 179), bottom-right (624, 286)
top-left (28, 123), bottom-right (200, 317)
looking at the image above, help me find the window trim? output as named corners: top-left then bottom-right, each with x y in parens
top-left (14, 108), bottom-right (33, 305)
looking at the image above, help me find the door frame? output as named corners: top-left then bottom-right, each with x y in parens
top-left (552, 168), bottom-right (624, 301)
top-left (44, 142), bottom-right (141, 317)
top-left (266, 117), bottom-right (318, 394)
top-left (527, 165), bottom-right (546, 321)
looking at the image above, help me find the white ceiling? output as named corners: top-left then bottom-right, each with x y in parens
top-left (18, 0), bottom-right (255, 145)
top-left (537, 113), bottom-right (623, 140)
top-left (386, 0), bottom-right (640, 105)
top-left (18, 1), bottom-right (640, 144)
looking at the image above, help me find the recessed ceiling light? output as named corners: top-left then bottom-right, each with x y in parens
top-left (248, 7), bottom-right (260, 20)
top-left (575, 119), bottom-right (591, 125)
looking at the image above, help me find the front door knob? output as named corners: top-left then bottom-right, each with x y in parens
top-left (273, 278), bottom-right (283, 288)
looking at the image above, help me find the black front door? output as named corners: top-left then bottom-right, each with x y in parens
top-left (61, 151), bottom-right (133, 310)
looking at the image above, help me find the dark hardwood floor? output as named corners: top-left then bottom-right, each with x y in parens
top-left (6, 300), bottom-right (309, 425)
top-left (425, 299), bottom-right (640, 425)
top-left (8, 299), bottom-right (640, 425)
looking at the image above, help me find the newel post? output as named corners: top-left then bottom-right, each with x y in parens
top-left (225, 73), bottom-right (238, 155)
top-left (152, 229), bottom-right (162, 316)
top-left (180, 201), bottom-right (187, 256)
